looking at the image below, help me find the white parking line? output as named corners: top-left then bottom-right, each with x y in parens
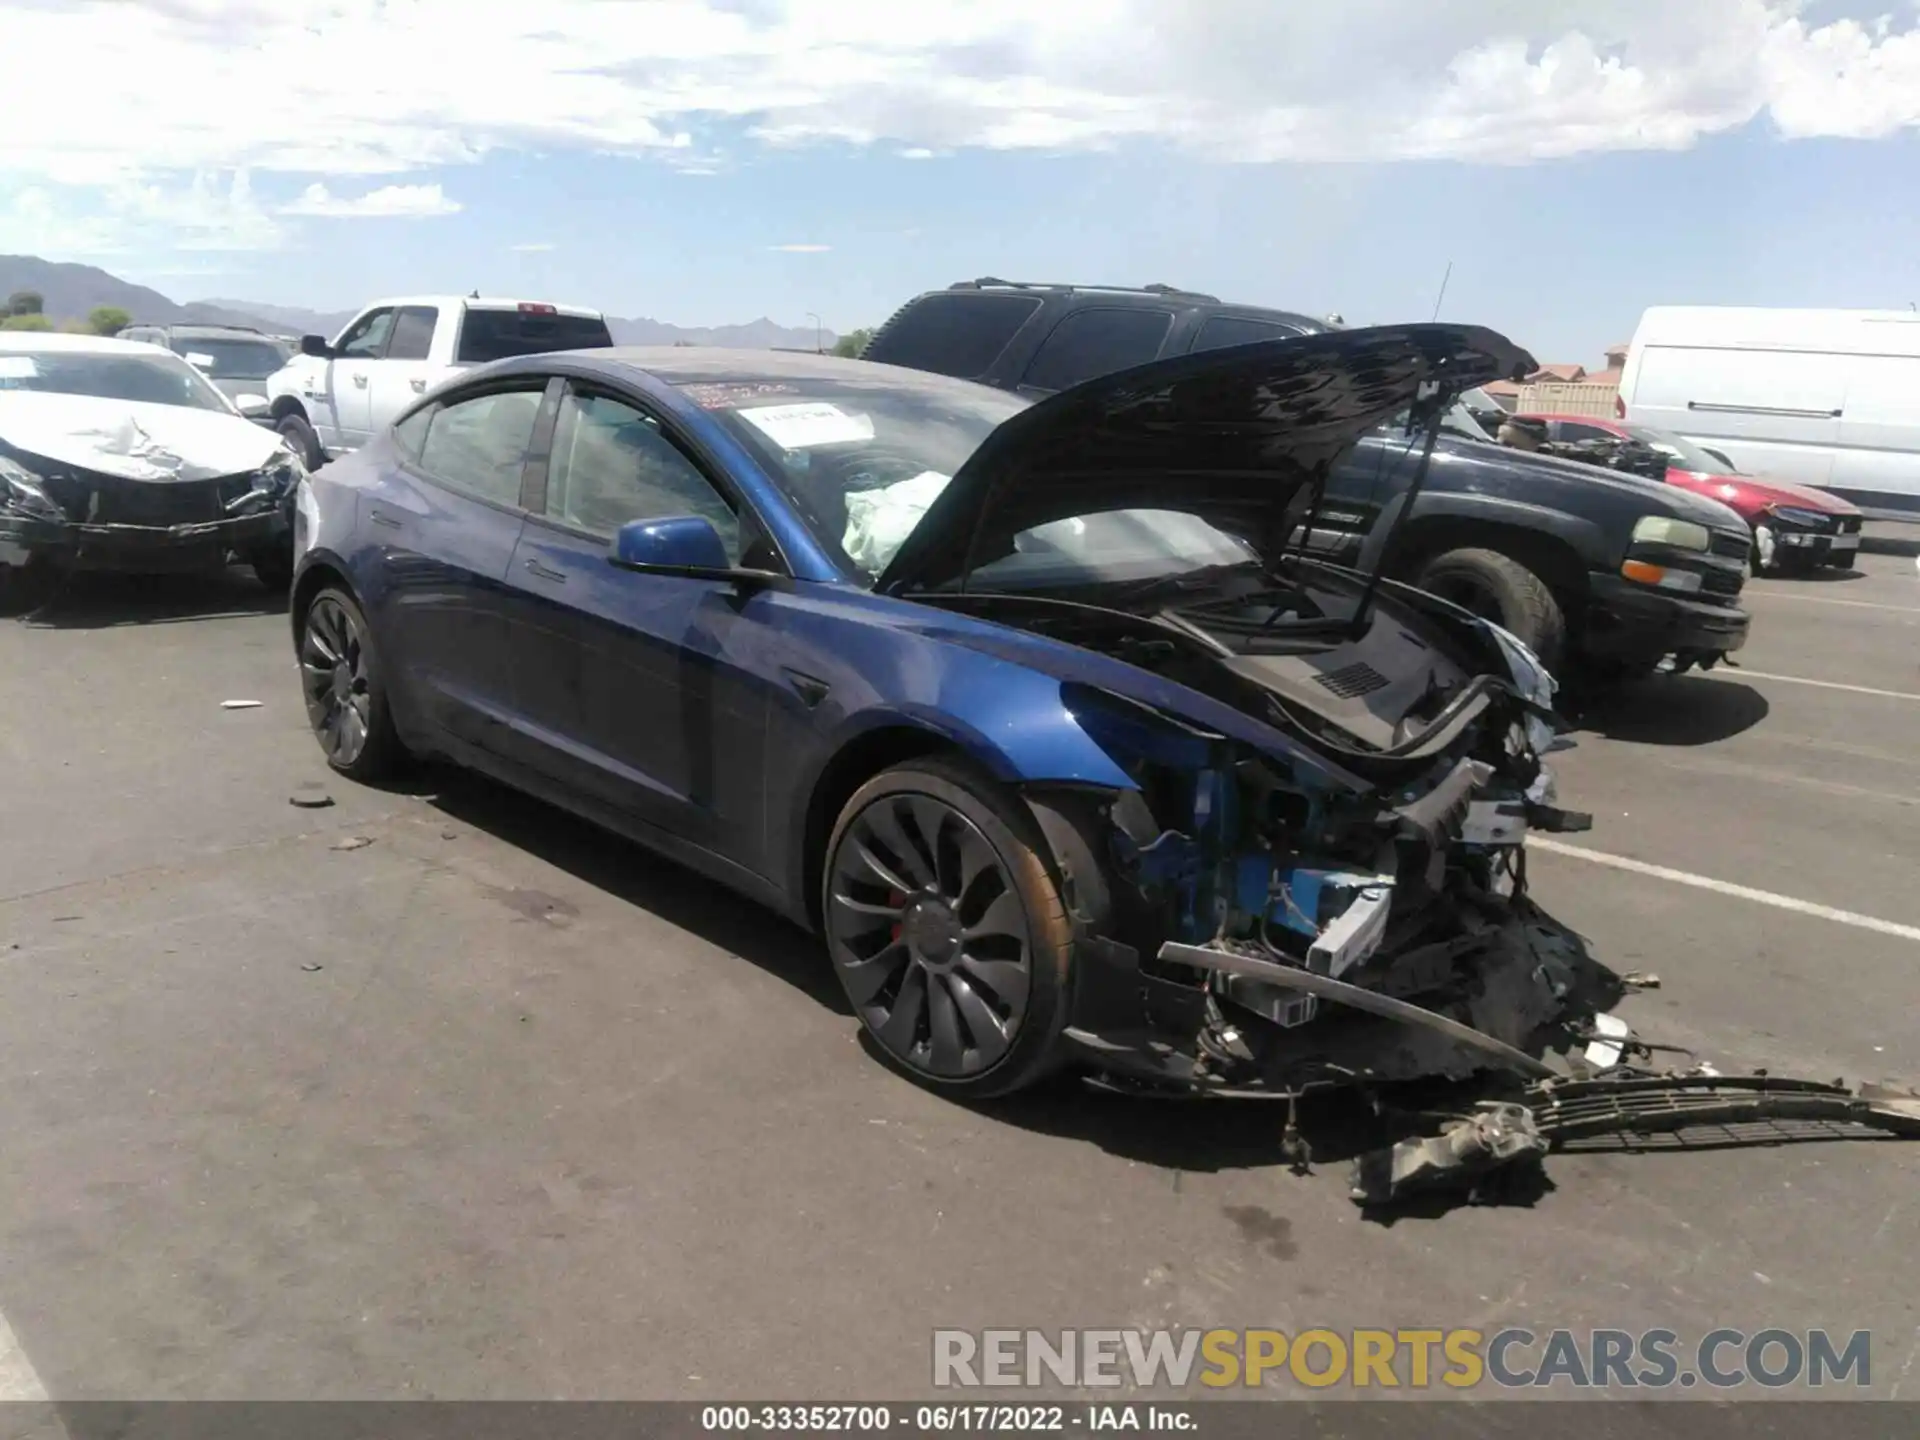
top-left (1728, 669), bottom-right (1920, 702)
top-left (1744, 590), bottom-right (1919, 616)
top-left (1530, 838), bottom-right (1920, 943)
top-left (0, 1310), bottom-right (48, 1401)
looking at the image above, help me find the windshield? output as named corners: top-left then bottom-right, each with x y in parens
top-left (672, 368), bottom-right (1017, 578)
top-left (673, 366), bottom-right (1264, 588)
top-left (0, 347), bottom-right (234, 412)
top-left (1623, 424), bottom-right (1732, 474)
top-left (170, 337), bottom-right (285, 381)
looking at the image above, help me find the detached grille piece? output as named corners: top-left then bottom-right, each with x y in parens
top-left (1313, 662), bottom-right (1390, 699)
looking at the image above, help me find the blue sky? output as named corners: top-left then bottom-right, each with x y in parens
top-left (3, 1), bottom-right (1918, 366)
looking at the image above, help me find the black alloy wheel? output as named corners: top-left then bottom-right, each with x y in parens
top-left (823, 760), bottom-right (1074, 1097)
top-left (299, 587), bottom-right (403, 779)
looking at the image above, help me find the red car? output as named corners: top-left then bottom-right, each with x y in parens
top-left (1521, 413), bottom-right (1863, 574)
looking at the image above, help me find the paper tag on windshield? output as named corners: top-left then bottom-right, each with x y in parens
top-left (737, 402), bottom-right (874, 450)
top-left (185, 353), bottom-right (216, 368)
top-left (0, 357), bottom-right (38, 379)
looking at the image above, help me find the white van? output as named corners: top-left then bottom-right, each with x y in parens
top-left (1618, 306), bottom-right (1920, 520)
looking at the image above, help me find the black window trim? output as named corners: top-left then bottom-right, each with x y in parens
top-left (394, 374), bottom-right (557, 518)
top-left (518, 376), bottom-right (792, 576)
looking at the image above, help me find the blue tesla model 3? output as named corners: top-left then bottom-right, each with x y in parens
top-left (288, 326), bottom-right (1615, 1103)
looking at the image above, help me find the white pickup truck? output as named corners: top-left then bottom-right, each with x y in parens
top-left (263, 295), bottom-right (614, 466)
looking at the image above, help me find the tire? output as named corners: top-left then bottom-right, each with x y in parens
top-left (0, 557), bottom-right (58, 617)
top-left (1414, 546), bottom-right (1567, 672)
top-left (276, 412), bottom-right (324, 470)
top-left (298, 585), bottom-right (406, 781)
top-left (821, 756), bottom-right (1077, 1100)
top-left (247, 540), bottom-right (294, 594)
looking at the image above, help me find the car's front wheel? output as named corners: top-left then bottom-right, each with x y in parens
top-left (822, 758), bottom-right (1075, 1099)
top-left (298, 586), bottom-right (405, 781)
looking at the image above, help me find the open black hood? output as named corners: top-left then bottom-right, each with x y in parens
top-left (873, 323), bottom-right (1535, 595)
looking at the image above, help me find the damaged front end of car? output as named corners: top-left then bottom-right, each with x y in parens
top-left (1, 438), bottom-right (303, 574)
top-left (878, 323), bottom-right (1920, 1207)
top-left (1028, 598), bottom-right (1602, 1104)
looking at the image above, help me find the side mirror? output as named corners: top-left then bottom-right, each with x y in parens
top-left (234, 394), bottom-right (270, 417)
top-left (300, 334), bottom-right (332, 359)
top-left (609, 515), bottom-right (732, 574)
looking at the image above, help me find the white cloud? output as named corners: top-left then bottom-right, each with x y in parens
top-left (770, 243), bottom-right (832, 252)
top-left (280, 182), bottom-right (462, 217)
top-left (0, 0), bottom-right (1915, 259)
top-left (0, 171), bottom-right (284, 255)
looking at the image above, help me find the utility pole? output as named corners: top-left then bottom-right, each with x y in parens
top-left (807, 312), bottom-right (823, 352)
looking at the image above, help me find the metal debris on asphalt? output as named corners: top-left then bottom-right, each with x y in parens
top-left (289, 783), bottom-right (335, 809)
top-left (1622, 970), bottom-right (1662, 988)
top-left (220, 700), bottom-right (264, 710)
top-left (299, 963), bottom-right (323, 972)
top-left (330, 836), bottom-right (374, 851)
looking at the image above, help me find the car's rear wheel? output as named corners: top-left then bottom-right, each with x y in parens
top-left (1414, 546), bottom-right (1567, 673)
top-left (299, 586), bottom-right (405, 781)
top-left (277, 412), bottom-right (324, 470)
top-left (822, 758), bottom-right (1075, 1099)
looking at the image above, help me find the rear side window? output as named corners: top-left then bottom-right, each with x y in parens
top-left (386, 306), bottom-right (438, 362)
top-left (1022, 307), bottom-right (1175, 392)
top-left (865, 293), bottom-right (1043, 379)
top-left (414, 387), bottom-right (545, 506)
top-left (1191, 315), bottom-right (1303, 353)
top-left (454, 309), bottom-right (614, 364)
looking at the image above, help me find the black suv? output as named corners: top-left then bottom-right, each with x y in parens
top-left (863, 279), bottom-right (1331, 393)
top-left (864, 280), bottom-right (1752, 685)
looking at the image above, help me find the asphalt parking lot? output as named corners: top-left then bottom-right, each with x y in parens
top-left (1, 540), bottom-right (1918, 1405)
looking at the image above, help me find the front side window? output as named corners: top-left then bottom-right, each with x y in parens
top-left (545, 389), bottom-right (740, 560)
top-left (413, 387), bottom-right (543, 505)
top-left (1022, 307), bottom-right (1175, 392)
top-left (337, 309), bottom-right (395, 360)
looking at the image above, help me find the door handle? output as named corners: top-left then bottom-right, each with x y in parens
top-left (368, 506), bottom-right (404, 530)
top-left (524, 558), bottom-right (568, 583)
top-left (351, 373), bottom-right (369, 389)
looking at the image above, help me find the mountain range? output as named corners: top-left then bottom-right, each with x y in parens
top-left (0, 255), bottom-right (837, 350)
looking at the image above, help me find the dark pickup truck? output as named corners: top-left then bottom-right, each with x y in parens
top-left (862, 280), bottom-right (1753, 682)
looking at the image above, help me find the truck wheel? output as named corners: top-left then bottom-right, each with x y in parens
top-left (1415, 547), bottom-right (1567, 672)
top-left (277, 413), bottom-right (324, 470)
